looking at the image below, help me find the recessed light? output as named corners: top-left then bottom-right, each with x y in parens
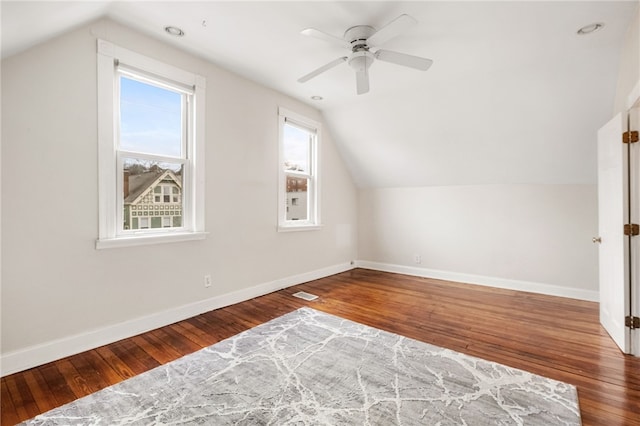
top-left (310, 95), bottom-right (323, 101)
top-left (165, 26), bottom-right (185, 37)
top-left (577, 23), bottom-right (604, 35)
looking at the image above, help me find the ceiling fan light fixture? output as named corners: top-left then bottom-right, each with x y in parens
top-left (165, 26), bottom-right (185, 37)
top-left (348, 51), bottom-right (374, 72)
top-left (577, 22), bottom-right (604, 35)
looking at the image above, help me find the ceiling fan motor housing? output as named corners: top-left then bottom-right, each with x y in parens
top-left (344, 25), bottom-right (376, 72)
top-left (344, 25), bottom-right (376, 49)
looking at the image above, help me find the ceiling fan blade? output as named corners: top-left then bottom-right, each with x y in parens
top-left (301, 28), bottom-right (351, 49)
top-left (298, 57), bottom-right (348, 83)
top-left (375, 49), bottom-right (433, 71)
top-left (356, 69), bottom-right (369, 95)
top-left (367, 14), bottom-right (418, 47)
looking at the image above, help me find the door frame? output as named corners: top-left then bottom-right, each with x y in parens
top-left (627, 80), bottom-right (640, 356)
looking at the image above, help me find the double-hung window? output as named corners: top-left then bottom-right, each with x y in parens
top-left (278, 107), bottom-right (321, 231)
top-left (96, 40), bottom-right (206, 248)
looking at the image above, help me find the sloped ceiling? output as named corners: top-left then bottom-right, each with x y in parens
top-left (2, 1), bottom-right (638, 187)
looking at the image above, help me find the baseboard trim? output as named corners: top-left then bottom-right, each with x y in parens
top-left (1, 262), bottom-right (354, 377)
top-left (356, 261), bottom-right (599, 302)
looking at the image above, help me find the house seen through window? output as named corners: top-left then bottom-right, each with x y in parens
top-left (123, 161), bottom-right (183, 230)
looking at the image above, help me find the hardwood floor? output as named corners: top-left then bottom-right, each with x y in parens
top-left (2, 268), bottom-right (639, 425)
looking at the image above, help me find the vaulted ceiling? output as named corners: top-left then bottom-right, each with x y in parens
top-left (3, 1), bottom-right (638, 187)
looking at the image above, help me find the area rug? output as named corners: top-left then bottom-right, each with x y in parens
top-left (21, 307), bottom-right (581, 425)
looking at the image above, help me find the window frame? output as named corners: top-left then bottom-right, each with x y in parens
top-left (277, 107), bottom-right (321, 232)
top-left (96, 40), bottom-right (206, 249)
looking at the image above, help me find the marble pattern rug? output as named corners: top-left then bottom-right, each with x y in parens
top-left (21, 307), bottom-right (581, 425)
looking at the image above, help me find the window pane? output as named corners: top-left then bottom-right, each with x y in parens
top-left (285, 176), bottom-right (308, 221)
top-left (283, 123), bottom-right (311, 174)
top-left (123, 159), bottom-right (183, 230)
top-left (119, 76), bottom-right (182, 157)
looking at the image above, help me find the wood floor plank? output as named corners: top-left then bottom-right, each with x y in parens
top-left (185, 315), bottom-right (226, 341)
top-left (21, 370), bottom-right (58, 415)
top-left (168, 322), bottom-right (209, 349)
top-left (107, 339), bottom-right (161, 375)
top-left (171, 320), bottom-right (215, 348)
top-left (8, 373), bottom-right (43, 421)
top-left (0, 375), bottom-right (28, 424)
top-left (2, 269), bottom-right (639, 425)
top-left (94, 345), bottom-right (138, 381)
top-left (53, 358), bottom-right (98, 400)
top-left (83, 350), bottom-right (127, 385)
top-left (149, 326), bottom-right (200, 356)
top-left (68, 352), bottom-right (112, 395)
top-left (35, 363), bottom-right (77, 408)
top-left (129, 333), bottom-right (182, 365)
top-left (1, 377), bottom-right (22, 425)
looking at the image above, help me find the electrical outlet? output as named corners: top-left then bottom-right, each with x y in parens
top-left (414, 254), bottom-right (422, 264)
top-left (204, 275), bottom-right (212, 288)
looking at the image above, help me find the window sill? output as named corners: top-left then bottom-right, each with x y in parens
top-left (96, 231), bottom-right (207, 249)
top-left (277, 224), bottom-right (323, 233)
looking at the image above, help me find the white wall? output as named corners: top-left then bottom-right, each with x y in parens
top-left (1, 18), bottom-right (358, 374)
top-left (614, 4), bottom-right (639, 114)
top-left (358, 184), bottom-right (598, 301)
top-left (354, 7), bottom-right (640, 303)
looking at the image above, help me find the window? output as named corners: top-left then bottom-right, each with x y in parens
top-left (97, 40), bottom-right (206, 248)
top-left (154, 185), bottom-right (177, 204)
top-left (278, 107), bottom-right (321, 231)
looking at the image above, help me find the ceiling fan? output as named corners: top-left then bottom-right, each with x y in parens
top-left (297, 14), bottom-right (433, 95)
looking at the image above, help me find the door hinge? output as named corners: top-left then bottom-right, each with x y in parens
top-left (624, 224), bottom-right (639, 236)
top-left (625, 316), bottom-right (640, 329)
top-left (623, 130), bottom-right (639, 143)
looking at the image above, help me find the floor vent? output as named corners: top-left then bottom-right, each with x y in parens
top-left (292, 291), bottom-right (319, 301)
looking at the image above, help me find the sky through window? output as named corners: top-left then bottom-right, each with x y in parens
top-left (119, 76), bottom-right (182, 158)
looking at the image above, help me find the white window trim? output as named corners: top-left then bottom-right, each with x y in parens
top-left (96, 40), bottom-right (206, 249)
top-left (277, 107), bottom-right (322, 232)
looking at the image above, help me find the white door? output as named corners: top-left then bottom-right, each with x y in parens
top-left (597, 112), bottom-right (630, 354)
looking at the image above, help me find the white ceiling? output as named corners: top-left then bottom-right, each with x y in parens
top-left (2, 1), bottom-right (638, 187)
